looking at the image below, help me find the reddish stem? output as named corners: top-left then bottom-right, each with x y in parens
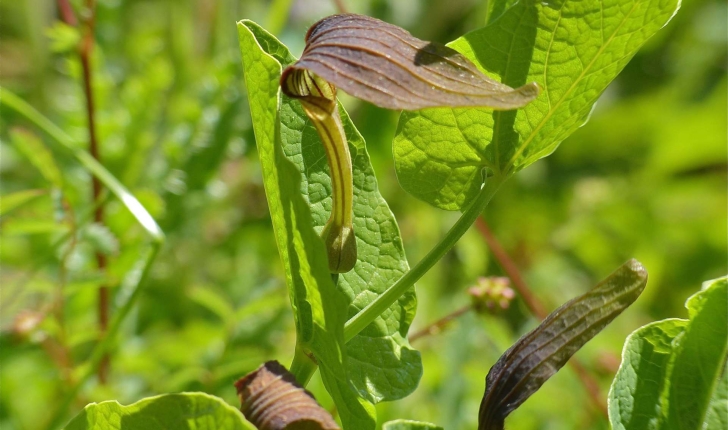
top-left (58, 0), bottom-right (109, 383)
top-left (82, 0), bottom-right (109, 385)
top-left (409, 305), bottom-right (472, 343)
top-left (474, 218), bottom-right (547, 318)
top-left (56, 0), bottom-right (77, 26)
top-left (333, 0), bottom-right (348, 13)
top-left (475, 216), bottom-right (608, 418)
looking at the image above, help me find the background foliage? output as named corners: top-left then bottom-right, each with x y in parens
top-left (1, 0), bottom-right (725, 429)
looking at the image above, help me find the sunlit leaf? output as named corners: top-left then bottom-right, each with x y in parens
top-left (63, 393), bottom-right (252, 430)
top-left (241, 18), bottom-right (422, 408)
top-left (238, 20), bottom-right (376, 430)
top-left (608, 277), bottom-right (728, 430)
top-left (394, 0), bottom-right (681, 210)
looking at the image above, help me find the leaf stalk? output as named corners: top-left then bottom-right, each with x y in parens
top-left (290, 344), bottom-right (319, 386)
top-left (344, 175), bottom-right (505, 342)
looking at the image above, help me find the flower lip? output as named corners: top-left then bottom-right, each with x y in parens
top-left (287, 13), bottom-right (540, 111)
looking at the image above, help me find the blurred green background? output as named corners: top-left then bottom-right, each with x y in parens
top-left (1, 0), bottom-right (725, 429)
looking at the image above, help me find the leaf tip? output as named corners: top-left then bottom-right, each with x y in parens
top-left (625, 258), bottom-right (648, 281)
top-left (237, 19), bottom-right (253, 29)
top-left (619, 259), bottom-right (648, 296)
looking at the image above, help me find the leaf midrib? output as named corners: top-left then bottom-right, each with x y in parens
top-left (502, 0), bottom-right (642, 173)
top-left (492, 5), bottom-right (529, 175)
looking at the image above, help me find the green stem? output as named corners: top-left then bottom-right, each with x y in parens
top-left (289, 344), bottom-right (318, 386)
top-left (344, 175), bottom-right (505, 342)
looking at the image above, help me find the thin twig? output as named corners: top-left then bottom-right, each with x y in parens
top-left (80, 0), bottom-right (110, 384)
top-left (409, 305), bottom-right (472, 343)
top-left (56, 0), bottom-right (77, 26)
top-left (475, 216), bottom-right (609, 418)
top-left (332, 0), bottom-right (348, 14)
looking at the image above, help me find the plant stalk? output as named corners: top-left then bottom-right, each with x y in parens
top-left (344, 175), bottom-right (505, 342)
top-left (286, 176), bottom-right (504, 386)
top-left (57, 0), bottom-right (110, 383)
top-left (77, 0), bottom-right (111, 383)
top-left (474, 218), bottom-right (547, 318)
top-left (332, 0), bottom-right (348, 13)
top-left (48, 244), bottom-right (161, 430)
top-left (290, 344), bottom-right (318, 386)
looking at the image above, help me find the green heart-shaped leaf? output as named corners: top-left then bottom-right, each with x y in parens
top-left (394, 0), bottom-right (680, 210)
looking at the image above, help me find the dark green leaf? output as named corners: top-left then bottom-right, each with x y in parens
top-left (665, 277), bottom-right (728, 428)
top-left (480, 259), bottom-right (647, 430)
top-left (608, 319), bottom-right (687, 430)
top-left (704, 366), bottom-right (728, 430)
